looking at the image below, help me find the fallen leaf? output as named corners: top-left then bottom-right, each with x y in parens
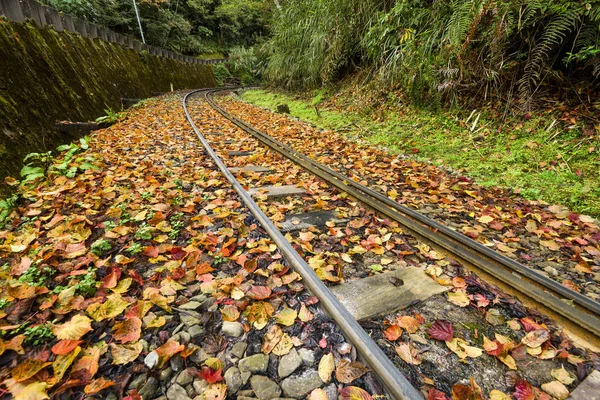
top-left (383, 325), bottom-right (402, 341)
top-left (551, 366), bottom-right (575, 385)
top-left (15, 382), bottom-right (49, 400)
top-left (447, 291), bottom-right (470, 307)
top-left (110, 342), bottom-right (143, 365)
top-left (275, 307), bottom-right (297, 326)
top-left (339, 386), bottom-right (373, 400)
top-left (52, 314), bottom-right (92, 340)
top-left (318, 353), bottom-right (335, 383)
top-left (11, 359), bottom-right (51, 382)
top-left (541, 381), bottom-right (569, 400)
top-left (335, 359), bottom-right (369, 384)
top-left (521, 329), bottom-right (550, 348)
top-left (395, 342), bottom-right (422, 365)
top-left (112, 317), bottom-right (142, 343)
top-left (426, 320), bottom-right (454, 341)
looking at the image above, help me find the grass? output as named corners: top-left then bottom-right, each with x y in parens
top-left (241, 89), bottom-right (600, 217)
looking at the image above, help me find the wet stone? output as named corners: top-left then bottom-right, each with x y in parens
top-left (189, 347), bottom-right (211, 364)
top-left (166, 383), bottom-right (192, 400)
top-left (128, 374), bottom-right (147, 391)
top-left (278, 348), bottom-right (302, 378)
top-left (239, 354), bottom-right (269, 374)
top-left (170, 355), bottom-right (184, 372)
top-left (189, 325), bottom-right (204, 339)
top-left (251, 375), bottom-right (282, 400)
top-left (192, 379), bottom-right (208, 394)
top-left (231, 342), bottom-right (248, 358)
top-left (297, 349), bottom-right (315, 366)
top-left (225, 367), bottom-right (243, 394)
top-left (179, 301), bottom-right (202, 310)
top-left (222, 321), bottom-right (244, 337)
top-left (139, 377), bottom-right (159, 400)
top-left (160, 366), bottom-right (174, 381)
top-left (281, 369), bottom-right (323, 398)
top-left (175, 369), bottom-right (195, 386)
top-left (324, 383), bottom-right (337, 400)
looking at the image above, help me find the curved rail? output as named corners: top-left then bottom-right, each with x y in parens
top-left (204, 88), bottom-right (600, 348)
top-left (183, 89), bottom-right (424, 400)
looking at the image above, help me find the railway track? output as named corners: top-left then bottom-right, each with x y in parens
top-left (183, 88), bottom-right (600, 398)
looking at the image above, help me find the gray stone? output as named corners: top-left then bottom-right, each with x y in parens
top-left (145, 351), bottom-right (160, 369)
top-left (250, 375), bottom-right (282, 400)
top-left (166, 383), bottom-right (192, 400)
top-left (139, 377), bottom-right (159, 400)
top-left (278, 349), bottom-right (303, 378)
top-left (172, 332), bottom-right (191, 344)
top-left (189, 325), bottom-right (204, 339)
top-left (238, 390), bottom-right (255, 397)
top-left (189, 294), bottom-right (207, 303)
top-left (180, 301), bottom-right (202, 310)
top-left (159, 367), bottom-right (174, 381)
top-left (189, 347), bottom-right (211, 364)
top-left (221, 321), bottom-right (244, 337)
top-left (241, 371), bottom-right (251, 385)
top-left (239, 354), bottom-right (269, 374)
top-left (170, 355), bottom-right (184, 372)
top-left (297, 349), bottom-right (315, 366)
top-left (324, 384), bottom-right (337, 400)
top-left (543, 266), bottom-right (559, 277)
top-left (192, 379), bottom-right (208, 394)
top-left (175, 369), bottom-right (195, 386)
top-left (281, 370), bottom-right (323, 399)
top-left (237, 397), bottom-right (256, 400)
top-left (127, 374), bottom-right (147, 391)
top-left (106, 394), bottom-right (118, 400)
top-left (231, 342), bottom-right (247, 358)
top-left (224, 367), bottom-right (243, 394)
top-left (180, 312), bottom-right (202, 326)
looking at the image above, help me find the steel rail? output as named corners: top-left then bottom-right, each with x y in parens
top-left (204, 88), bottom-right (600, 343)
top-left (183, 89), bottom-right (424, 400)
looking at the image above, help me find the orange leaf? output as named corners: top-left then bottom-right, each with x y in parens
top-left (84, 377), bottom-right (115, 395)
top-left (112, 317), bottom-right (142, 344)
top-left (52, 340), bottom-right (84, 355)
top-left (11, 359), bottom-right (51, 382)
top-left (383, 325), bottom-right (402, 341)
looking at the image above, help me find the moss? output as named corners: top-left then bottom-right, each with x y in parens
top-left (0, 20), bottom-right (216, 195)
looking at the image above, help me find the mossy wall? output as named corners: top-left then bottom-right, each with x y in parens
top-left (0, 20), bottom-right (216, 192)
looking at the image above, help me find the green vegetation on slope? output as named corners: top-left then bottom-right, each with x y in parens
top-left (267, 0), bottom-right (600, 110)
top-left (242, 89), bottom-right (600, 217)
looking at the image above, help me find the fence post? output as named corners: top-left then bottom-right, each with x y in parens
top-left (44, 6), bottom-right (62, 31)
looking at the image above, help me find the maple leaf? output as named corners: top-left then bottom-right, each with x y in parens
top-left (339, 386), bottom-right (374, 400)
top-left (514, 380), bottom-right (535, 400)
top-left (52, 314), bottom-right (92, 340)
top-left (426, 320), bottom-right (453, 341)
top-left (199, 365), bottom-right (224, 383)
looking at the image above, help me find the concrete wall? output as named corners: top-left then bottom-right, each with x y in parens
top-left (0, 19), bottom-right (217, 192)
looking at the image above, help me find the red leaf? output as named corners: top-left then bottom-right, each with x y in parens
top-left (170, 246), bottom-right (187, 260)
top-left (198, 366), bottom-right (223, 383)
top-left (128, 270), bottom-right (144, 286)
top-left (426, 320), bottom-right (454, 341)
top-left (318, 336), bottom-right (328, 349)
top-left (247, 286), bottom-right (271, 300)
top-left (520, 317), bottom-right (544, 332)
top-left (514, 380), bottom-right (535, 400)
top-left (52, 339), bottom-right (84, 355)
top-left (427, 388), bottom-right (449, 400)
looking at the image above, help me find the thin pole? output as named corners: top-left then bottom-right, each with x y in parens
top-left (132, 0), bottom-right (145, 44)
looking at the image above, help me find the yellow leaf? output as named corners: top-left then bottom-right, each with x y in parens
top-left (86, 295), bottom-right (129, 322)
top-left (271, 333), bottom-right (293, 356)
top-left (275, 308), bottom-right (297, 326)
top-left (318, 353), bottom-right (335, 383)
top-left (52, 346), bottom-right (82, 383)
top-left (541, 381), bottom-right (569, 400)
top-left (53, 314), bottom-right (92, 340)
top-left (262, 325), bottom-right (283, 354)
top-left (447, 291), bottom-right (470, 307)
top-left (110, 342), bottom-right (143, 365)
top-left (15, 382), bottom-right (49, 400)
top-left (489, 390), bottom-right (511, 400)
top-left (298, 304), bottom-right (314, 322)
top-left (551, 366), bottom-right (575, 385)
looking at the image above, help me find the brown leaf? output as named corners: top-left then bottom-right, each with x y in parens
top-left (335, 359), bottom-right (369, 384)
top-left (112, 317), bottom-right (142, 343)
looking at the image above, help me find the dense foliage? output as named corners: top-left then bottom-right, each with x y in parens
top-left (267, 0), bottom-right (600, 109)
top-left (41, 0), bottom-right (273, 54)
